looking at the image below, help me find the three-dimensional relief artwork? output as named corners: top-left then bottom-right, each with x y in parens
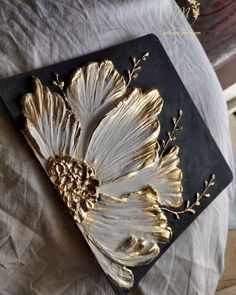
top-left (21, 56), bottom-right (214, 288)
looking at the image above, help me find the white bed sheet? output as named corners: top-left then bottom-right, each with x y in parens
top-left (0, 1), bottom-right (235, 294)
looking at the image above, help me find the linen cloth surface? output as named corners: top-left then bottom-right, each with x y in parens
top-left (0, 1), bottom-right (235, 294)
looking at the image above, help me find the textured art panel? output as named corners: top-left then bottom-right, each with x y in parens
top-left (0, 35), bottom-right (232, 294)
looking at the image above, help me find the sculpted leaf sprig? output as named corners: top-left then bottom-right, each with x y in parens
top-left (52, 72), bottom-right (70, 109)
top-left (126, 52), bottom-right (149, 86)
top-left (160, 110), bottom-right (183, 157)
top-left (161, 174), bottom-right (216, 219)
top-left (188, 0), bottom-right (200, 20)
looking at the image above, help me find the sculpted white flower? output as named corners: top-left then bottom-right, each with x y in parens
top-left (22, 60), bottom-right (183, 288)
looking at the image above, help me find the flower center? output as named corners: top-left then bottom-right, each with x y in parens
top-left (47, 155), bottom-right (100, 223)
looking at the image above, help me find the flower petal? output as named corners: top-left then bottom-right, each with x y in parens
top-left (85, 88), bottom-right (163, 183)
top-left (22, 77), bottom-right (81, 165)
top-left (79, 225), bottom-right (134, 289)
top-left (100, 146), bottom-right (183, 208)
top-left (79, 187), bottom-right (171, 287)
top-left (67, 60), bottom-right (126, 157)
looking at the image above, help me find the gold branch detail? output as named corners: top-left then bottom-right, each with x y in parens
top-left (52, 72), bottom-right (64, 92)
top-left (161, 174), bottom-right (216, 220)
top-left (126, 52), bottom-right (149, 87)
top-left (52, 73), bottom-right (70, 109)
top-left (159, 110), bottom-right (183, 157)
top-left (188, 0), bottom-right (200, 20)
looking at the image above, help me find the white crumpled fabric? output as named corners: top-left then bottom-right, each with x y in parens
top-left (0, 1), bottom-right (235, 294)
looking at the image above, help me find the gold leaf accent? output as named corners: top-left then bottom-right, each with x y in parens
top-left (79, 225), bottom-right (134, 289)
top-left (99, 145), bottom-right (183, 209)
top-left (85, 88), bottom-right (163, 183)
top-left (81, 186), bottom-right (172, 282)
top-left (155, 146), bottom-right (183, 208)
top-left (47, 155), bottom-right (100, 223)
top-left (22, 77), bottom-right (81, 161)
top-left (66, 60), bottom-right (127, 157)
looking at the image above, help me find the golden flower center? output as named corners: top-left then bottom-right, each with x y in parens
top-left (47, 155), bottom-right (100, 223)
